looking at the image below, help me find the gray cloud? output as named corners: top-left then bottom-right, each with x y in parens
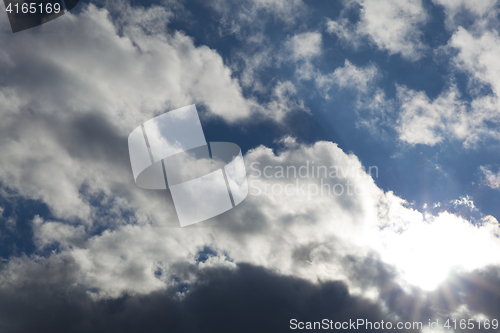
top-left (1, 253), bottom-right (499, 332)
top-left (0, 257), bottom-right (414, 333)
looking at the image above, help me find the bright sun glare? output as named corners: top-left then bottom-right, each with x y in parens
top-left (380, 212), bottom-right (500, 291)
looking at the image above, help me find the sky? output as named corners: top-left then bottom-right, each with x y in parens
top-left (1, 0), bottom-right (500, 332)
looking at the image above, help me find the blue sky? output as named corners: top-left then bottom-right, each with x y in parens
top-left (1, 0), bottom-right (500, 331)
top-left (170, 0), bottom-right (500, 219)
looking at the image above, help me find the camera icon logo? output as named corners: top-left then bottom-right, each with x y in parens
top-left (3, 0), bottom-right (79, 33)
top-left (128, 105), bottom-right (248, 227)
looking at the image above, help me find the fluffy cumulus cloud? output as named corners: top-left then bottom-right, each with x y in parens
top-left (0, 2), bottom-right (254, 126)
top-left (1, 133), bottom-right (500, 328)
top-left (0, 0), bottom-right (317, 222)
top-left (326, 0), bottom-right (428, 60)
top-left (2, 110), bottom-right (500, 306)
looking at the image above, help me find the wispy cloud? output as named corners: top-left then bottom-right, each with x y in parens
top-left (326, 0), bottom-right (428, 60)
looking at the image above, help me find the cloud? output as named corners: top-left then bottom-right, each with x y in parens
top-left (4, 133), bottom-right (492, 300)
top-left (395, 85), bottom-right (468, 146)
top-left (380, 211), bottom-right (500, 290)
top-left (203, 0), bottom-right (314, 97)
top-left (326, 0), bottom-right (428, 60)
top-left (334, 7), bottom-right (500, 147)
top-left (0, 0), bottom-right (315, 222)
top-left (208, 0), bottom-right (307, 38)
top-left (450, 27), bottom-right (500, 98)
top-left (0, 108), bottom-right (499, 327)
top-left (264, 81), bottom-right (308, 120)
top-left (1, 0), bottom-right (500, 330)
top-left (433, 0), bottom-right (497, 16)
top-left (0, 258), bottom-right (405, 333)
top-left (1, 240), bottom-right (500, 332)
top-left (32, 215), bottom-right (87, 249)
top-left (354, 79), bottom-right (500, 147)
top-left (0, 2), bottom-right (254, 128)
top-left (382, 26), bottom-right (500, 147)
top-left (292, 58), bottom-right (380, 101)
top-left (480, 166), bottom-right (500, 189)
top-left (248, 0), bottom-right (307, 20)
top-left (316, 60), bottom-right (379, 95)
top-left (432, 0), bottom-right (498, 28)
top-left (286, 32), bottom-right (322, 61)
top-left (0, 37), bottom-right (498, 297)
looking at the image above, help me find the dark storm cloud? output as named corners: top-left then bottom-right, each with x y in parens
top-left (429, 266), bottom-right (500, 320)
top-left (0, 259), bottom-right (409, 333)
top-left (332, 253), bottom-right (500, 327)
top-left (342, 254), bottom-right (436, 323)
top-left (2, 254), bottom-right (499, 333)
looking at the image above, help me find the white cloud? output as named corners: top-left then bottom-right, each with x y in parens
top-left (433, 0), bottom-right (496, 16)
top-left (432, 0), bottom-right (498, 28)
top-left (283, 32), bottom-right (323, 86)
top-left (450, 28), bottom-right (500, 99)
top-left (480, 166), bottom-right (500, 189)
top-left (316, 60), bottom-right (379, 95)
top-left (395, 85), bottom-right (468, 146)
top-left (209, 0), bottom-right (307, 37)
top-left (0, 2), bottom-right (254, 129)
top-left (388, 26), bottom-right (500, 147)
top-left (250, 0), bottom-right (306, 18)
top-left (264, 81), bottom-right (308, 120)
top-left (292, 59), bottom-right (379, 101)
top-left (326, 0), bottom-right (428, 60)
top-left (0, 0), bottom-right (499, 310)
top-left (355, 82), bottom-right (500, 147)
top-left (286, 32), bottom-right (323, 61)
top-left (205, 0), bottom-right (309, 93)
top-left (0, 0), bottom-right (312, 222)
top-left (339, 4), bottom-right (500, 147)
top-left (13, 139), bottom-right (498, 297)
top-left (33, 216), bottom-right (87, 249)
top-left (236, 48), bottom-right (273, 91)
